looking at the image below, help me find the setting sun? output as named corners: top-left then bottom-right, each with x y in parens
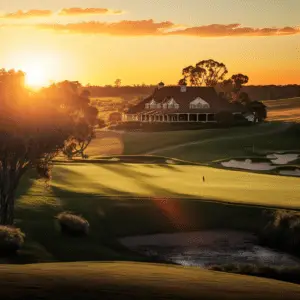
top-left (25, 65), bottom-right (48, 88)
top-left (8, 51), bottom-right (61, 89)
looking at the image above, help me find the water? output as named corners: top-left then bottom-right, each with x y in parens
top-left (119, 230), bottom-right (300, 268)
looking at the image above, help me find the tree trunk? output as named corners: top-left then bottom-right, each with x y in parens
top-left (0, 193), bottom-right (15, 226)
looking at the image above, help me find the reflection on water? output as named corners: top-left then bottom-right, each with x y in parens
top-left (120, 230), bottom-right (300, 268)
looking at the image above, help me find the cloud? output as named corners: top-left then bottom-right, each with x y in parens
top-left (58, 7), bottom-right (124, 16)
top-left (0, 10), bottom-right (52, 19)
top-left (37, 20), bottom-right (175, 35)
top-left (167, 23), bottom-right (300, 37)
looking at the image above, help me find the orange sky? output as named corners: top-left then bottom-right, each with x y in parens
top-left (1, 0), bottom-right (299, 86)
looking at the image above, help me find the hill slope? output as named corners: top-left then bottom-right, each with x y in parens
top-left (1, 262), bottom-right (300, 300)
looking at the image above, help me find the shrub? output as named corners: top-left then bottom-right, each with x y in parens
top-left (0, 226), bottom-right (25, 256)
top-left (209, 264), bottom-right (300, 284)
top-left (56, 212), bottom-right (89, 237)
top-left (258, 210), bottom-right (300, 254)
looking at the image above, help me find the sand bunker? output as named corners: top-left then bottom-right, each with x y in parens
top-left (221, 159), bottom-right (276, 171)
top-left (267, 153), bottom-right (299, 165)
top-left (279, 169), bottom-right (300, 177)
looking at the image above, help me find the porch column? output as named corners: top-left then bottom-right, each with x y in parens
top-left (188, 114), bottom-right (190, 122)
top-left (206, 114), bottom-right (208, 122)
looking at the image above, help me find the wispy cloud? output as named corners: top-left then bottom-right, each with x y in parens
top-left (58, 7), bottom-right (124, 16)
top-left (167, 23), bottom-right (300, 37)
top-left (37, 20), bottom-right (175, 35)
top-left (35, 21), bottom-right (300, 37)
top-left (0, 10), bottom-right (52, 19)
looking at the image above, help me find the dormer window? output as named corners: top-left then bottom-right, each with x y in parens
top-left (149, 99), bottom-right (157, 109)
top-left (167, 98), bottom-right (179, 109)
top-left (145, 99), bottom-right (157, 109)
top-left (189, 97), bottom-right (210, 109)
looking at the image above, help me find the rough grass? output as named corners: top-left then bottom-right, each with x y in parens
top-left (264, 97), bottom-right (300, 122)
top-left (1, 262), bottom-right (300, 300)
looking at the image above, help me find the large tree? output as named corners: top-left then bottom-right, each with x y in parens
top-left (0, 70), bottom-right (99, 225)
top-left (181, 59), bottom-right (228, 87)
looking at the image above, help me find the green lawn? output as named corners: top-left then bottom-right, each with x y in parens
top-left (12, 160), bottom-right (299, 264)
top-left (1, 262), bottom-right (300, 300)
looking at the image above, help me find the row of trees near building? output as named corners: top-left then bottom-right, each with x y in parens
top-left (0, 69), bottom-right (100, 225)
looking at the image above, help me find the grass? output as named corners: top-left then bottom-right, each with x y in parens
top-left (8, 158), bottom-right (299, 263)
top-left (263, 97), bottom-right (300, 123)
top-left (1, 262), bottom-right (300, 300)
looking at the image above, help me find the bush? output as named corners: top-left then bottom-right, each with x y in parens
top-left (209, 263), bottom-right (300, 284)
top-left (258, 210), bottom-right (300, 254)
top-left (0, 226), bottom-right (25, 256)
top-left (56, 212), bottom-right (89, 237)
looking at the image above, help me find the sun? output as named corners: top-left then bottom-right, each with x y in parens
top-left (25, 65), bottom-right (48, 88)
top-left (12, 52), bottom-right (60, 89)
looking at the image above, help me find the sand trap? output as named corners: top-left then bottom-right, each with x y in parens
top-left (279, 169), bottom-right (300, 177)
top-left (267, 153), bottom-right (299, 165)
top-left (166, 159), bottom-right (176, 164)
top-left (221, 159), bottom-right (276, 171)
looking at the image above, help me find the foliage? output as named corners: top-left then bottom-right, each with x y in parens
top-left (0, 226), bottom-right (25, 255)
top-left (258, 210), bottom-right (300, 254)
top-left (108, 112), bottom-right (122, 124)
top-left (181, 59), bottom-right (228, 87)
top-left (56, 212), bottom-right (89, 236)
top-left (215, 111), bottom-right (234, 126)
top-left (0, 69), bottom-right (99, 225)
top-left (114, 79), bottom-right (122, 88)
top-left (209, 263), bottom-right (300, 285)
top-left (231, 74), bottom-right (249, 92)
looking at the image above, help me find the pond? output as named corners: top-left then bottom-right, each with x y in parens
top-left (119, 230), bottom-right (300, 268)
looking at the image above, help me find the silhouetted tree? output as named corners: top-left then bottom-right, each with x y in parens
top-left (114, 79), bottom-right (122, 88)
top-left (0, 70), bottom-right (99, 225)
top-left (231, 74), bottom-right (249, 92)
top-left (180, 59), bottom-right (228, 87)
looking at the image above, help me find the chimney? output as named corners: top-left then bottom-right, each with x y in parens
top-left (178, 79), bottom-right (187, 92)
top-left (180, 83), bottom-right (187, 92)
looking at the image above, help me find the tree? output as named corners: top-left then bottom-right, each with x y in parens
top-left (0, 70), bottom-right (99, 225)
top-left (114, 79), bottom-right (122, 88)
top-left (180, 59), bottom-right (228, 87)
top-left (231, 74), bottom-right (249, 92)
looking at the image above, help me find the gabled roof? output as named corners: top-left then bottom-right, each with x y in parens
top-left (126, 86), bottom-right (248, 114)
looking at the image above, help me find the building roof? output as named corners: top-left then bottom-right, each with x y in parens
top-left (127, 86), bottom-right (248, 114)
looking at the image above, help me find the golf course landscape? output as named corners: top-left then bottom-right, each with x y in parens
top-left (2, 97), bottom-right (300, 299)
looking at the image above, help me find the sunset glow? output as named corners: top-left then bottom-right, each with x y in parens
top-left (1, 0), bottom-right (299, 86)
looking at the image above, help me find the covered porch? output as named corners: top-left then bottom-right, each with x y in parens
top-left (138, 112), bottom-right (216, 123)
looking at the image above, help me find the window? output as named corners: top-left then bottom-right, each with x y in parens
top-left (163, 103), bottom-right (168, 109)
top-left (167, 98), bottom-right (179, 109)
top-left (190, 97), bottom-right (210, 109)
top-left (145, 99), bottom-right (157, 109)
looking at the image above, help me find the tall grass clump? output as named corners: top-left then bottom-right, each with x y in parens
top-left (56, 212), bottom-right (89, 237)
top-left (0, 226), bottom-right (25, 256)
